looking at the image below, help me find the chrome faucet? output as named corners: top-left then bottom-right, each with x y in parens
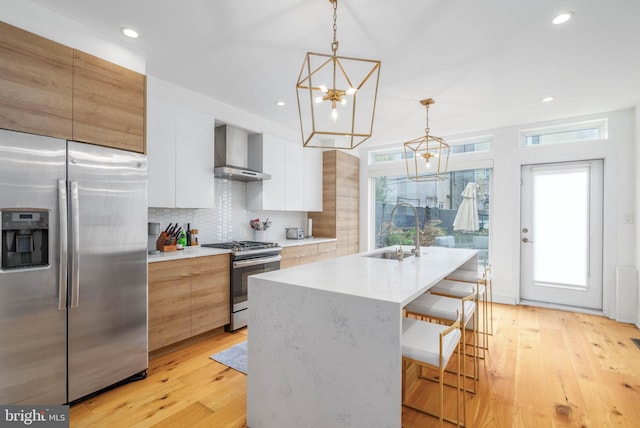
top-left (388, 202), bottom-right (421, 257)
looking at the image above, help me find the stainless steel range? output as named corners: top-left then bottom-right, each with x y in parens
top-left (203, 241), bottom-right (281, 331)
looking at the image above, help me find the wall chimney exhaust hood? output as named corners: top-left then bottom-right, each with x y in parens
top-left (214, 125), bottom-right (271, 181)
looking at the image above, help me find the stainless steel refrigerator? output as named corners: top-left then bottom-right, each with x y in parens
top-left (0, 129), bottom-right (148, 405)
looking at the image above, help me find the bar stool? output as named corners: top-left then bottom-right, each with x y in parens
top-left (404, 289), bottom-right (478, 394)
top-left (431, 276), bottom-right (489, 359)
top-left (446, 265), bottom-right (493, 335)
top-left (402, 313), bottom-right (464, 427)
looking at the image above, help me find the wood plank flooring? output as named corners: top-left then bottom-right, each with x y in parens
top-left (69, 304), bottom-right (640, 427)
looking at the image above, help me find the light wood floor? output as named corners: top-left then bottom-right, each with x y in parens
top-left (69, 304), bottom-right (640, 427)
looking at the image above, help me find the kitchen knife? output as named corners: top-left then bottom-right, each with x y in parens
top-left (173, 227), bottom-right (182, 238)
top-left (165, 222), bottom-right (173, 233)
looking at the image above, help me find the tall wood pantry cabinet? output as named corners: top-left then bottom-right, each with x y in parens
top-left (308, 150), bottom-right (360, 256)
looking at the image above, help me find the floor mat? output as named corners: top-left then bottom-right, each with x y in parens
top-left (210, 341), bottom-right (247, 374)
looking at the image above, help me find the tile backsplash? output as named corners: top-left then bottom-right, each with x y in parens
top-left (148, 178), bottom-right (308, 244)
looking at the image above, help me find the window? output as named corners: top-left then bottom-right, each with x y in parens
top-left (369, 137), bottom-right (491, 165)
top-left (521, 119), bottom-right (607, 146)
top-left (374, 168), bottom-right (491, 266)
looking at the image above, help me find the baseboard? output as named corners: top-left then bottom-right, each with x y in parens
top-left (519, 299), bottom-right (605, 316)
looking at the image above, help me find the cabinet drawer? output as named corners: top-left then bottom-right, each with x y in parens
top-left (191, 307), bottom-right (230, 337)
top-left (190, 254), bottom-right (229, 274)
top-left (148, 314), bottom-right (190, 351)
top-left (148, 276), bottom-right (190, 327)
top-left (149, 258), bottom-right (192, 282)
top-left (191, 270), bottom-right (229, 312)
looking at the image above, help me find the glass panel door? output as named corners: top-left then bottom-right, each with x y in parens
top-left (520, 160), bottom-right (603, 309)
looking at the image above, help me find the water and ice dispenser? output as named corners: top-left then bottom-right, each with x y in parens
top-left (1, 209), bottom-right (49, 270)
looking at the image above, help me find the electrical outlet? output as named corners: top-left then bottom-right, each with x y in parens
top-left (624, 213), bottom-right (635, 224)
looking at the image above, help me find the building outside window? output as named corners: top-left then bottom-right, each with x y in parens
top-left (374, 168), bottom-right (491, 266)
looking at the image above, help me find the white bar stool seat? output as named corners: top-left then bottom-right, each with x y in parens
top-left (402, 316), bottom-right (464, 426)
top-left (431, 278), bottom-right (489, 358)
top-left (405, 291), bottom-right (478, 394)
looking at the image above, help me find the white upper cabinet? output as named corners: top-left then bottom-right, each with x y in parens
top-left (247, 133), bottom-right (285, 210)
top-left (303, 148), bottom-right (323, 212)
top-left (285, 144), bottom-right (304, 211)
top-left (147, 96), bottom-right (176, 207)
top-left (247, 133), bottom-right (322, 212)
top-left (147, 96), bottom-right (215, 208)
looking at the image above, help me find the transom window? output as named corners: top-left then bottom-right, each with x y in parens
top-left (369, 136), bottom-right (491, 165)
top-left (521, 119), bottom-right (607, 146)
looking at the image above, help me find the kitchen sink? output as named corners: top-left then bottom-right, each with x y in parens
top-left (363, 250), bottom-right (415, 260)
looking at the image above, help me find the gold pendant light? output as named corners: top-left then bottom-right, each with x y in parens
top-left (296, 0), bottom-right (381, 149)
top-left (404, 99), bottom-right (450, 181)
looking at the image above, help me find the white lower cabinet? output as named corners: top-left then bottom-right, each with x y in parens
top-left (147, 96), bottom-right (215, 208)
top-left (247, 133), bottom-right (322, 212)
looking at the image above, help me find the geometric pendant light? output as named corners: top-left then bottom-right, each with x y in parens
top-left (404, 98), bottom-right (450, 181)
top-left (296, 0), bottom-right (381, 149)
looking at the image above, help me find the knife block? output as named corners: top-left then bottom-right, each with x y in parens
top-left (156, 232), bottom-right (177, 252)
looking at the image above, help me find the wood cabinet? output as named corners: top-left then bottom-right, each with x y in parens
top-left (72, 50), bottom-right (146, 153)
top-left (247, 133), bottom-right (322, 212)
top-left (0, 22), bottom-right (73, 139)
top-left (0, 23), bottom-right (146, 153)
top-left (308, 150), bottom-right (360, 256)
top-left (147, 96), bottom-right (215, 208)
top-left (280, 241), bottom-right (337, 269)
top-left (148, 254), bottom-right (230, 351)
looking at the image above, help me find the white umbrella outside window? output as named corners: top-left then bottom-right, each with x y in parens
top-left (453, 182), bottom-right (479, 232)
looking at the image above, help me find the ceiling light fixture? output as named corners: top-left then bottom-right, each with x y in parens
top-left (404, 98), bottom-right (450, 182)
top-left (541, 96), bottom-right (555, 102)
top-left (121, 27), bottom-right (139, 39)
top-left (296, 0), bottom-right (381, 149)
top-left (552, 12), bottom-right (574, 25)
top-left (275, 100), bottom-right (286, 106)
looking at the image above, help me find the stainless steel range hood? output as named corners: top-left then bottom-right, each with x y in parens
top-left (214, 125), bottom-right (271, 181)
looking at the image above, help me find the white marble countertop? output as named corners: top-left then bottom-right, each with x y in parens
top-left (276, 237), bottom-right (337, 248)
top-left (147, 246), bottom-right (230, 263)
top-left (252, 245), bottom-right (477, 306)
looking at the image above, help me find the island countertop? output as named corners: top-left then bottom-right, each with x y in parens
top-left (250, 245), bottom-right (478, 306)
top-left (247, 245), bottom-right (478, 428)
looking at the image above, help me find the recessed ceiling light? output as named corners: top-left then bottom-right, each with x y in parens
top-left (121, 27), bottom-right (139, 39)
top-left (541, 97), bottom-right (555, 103)
top-left (275, 101), bottom-right (286, 106)
top-left (552, 12), bottom-right (574, 25)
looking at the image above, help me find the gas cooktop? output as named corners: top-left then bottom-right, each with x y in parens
top-left (202, 240), bottom-right (280, 253)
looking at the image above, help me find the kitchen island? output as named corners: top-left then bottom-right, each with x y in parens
top-left (247, 245), bottom-right (477, 428)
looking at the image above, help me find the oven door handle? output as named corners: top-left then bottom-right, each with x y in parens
top-left (233, 255), bottom-right (282, 268)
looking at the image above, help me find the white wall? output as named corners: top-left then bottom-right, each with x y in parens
top-left (361, 108), bottom-right (637, 321)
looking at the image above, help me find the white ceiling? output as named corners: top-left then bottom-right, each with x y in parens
top-left (26, 0), bottom-right (640, 146)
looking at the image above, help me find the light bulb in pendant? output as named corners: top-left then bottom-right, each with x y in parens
top-left (319, 85), bottom-right (328, 93)
top-left (315, 96), bottom-right (324, 103)
top-left (346, 87), bottom-right (357, 95)
top-left (341, 98), bottom-right (347, 106)
top-left (331, 107), bottom-right (338, 121)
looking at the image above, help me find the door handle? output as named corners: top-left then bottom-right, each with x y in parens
top-left (522, 237), bottom-right (534, 243)
top-left (70, 180), bottom-right (80, 308)
top-left (58, 179), bottom-right (68, 311)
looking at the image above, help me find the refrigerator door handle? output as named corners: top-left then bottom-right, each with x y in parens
top-left (58, 179), bottom-right (68, 311)
top-left (70, 180), bottom-right (80, 309)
